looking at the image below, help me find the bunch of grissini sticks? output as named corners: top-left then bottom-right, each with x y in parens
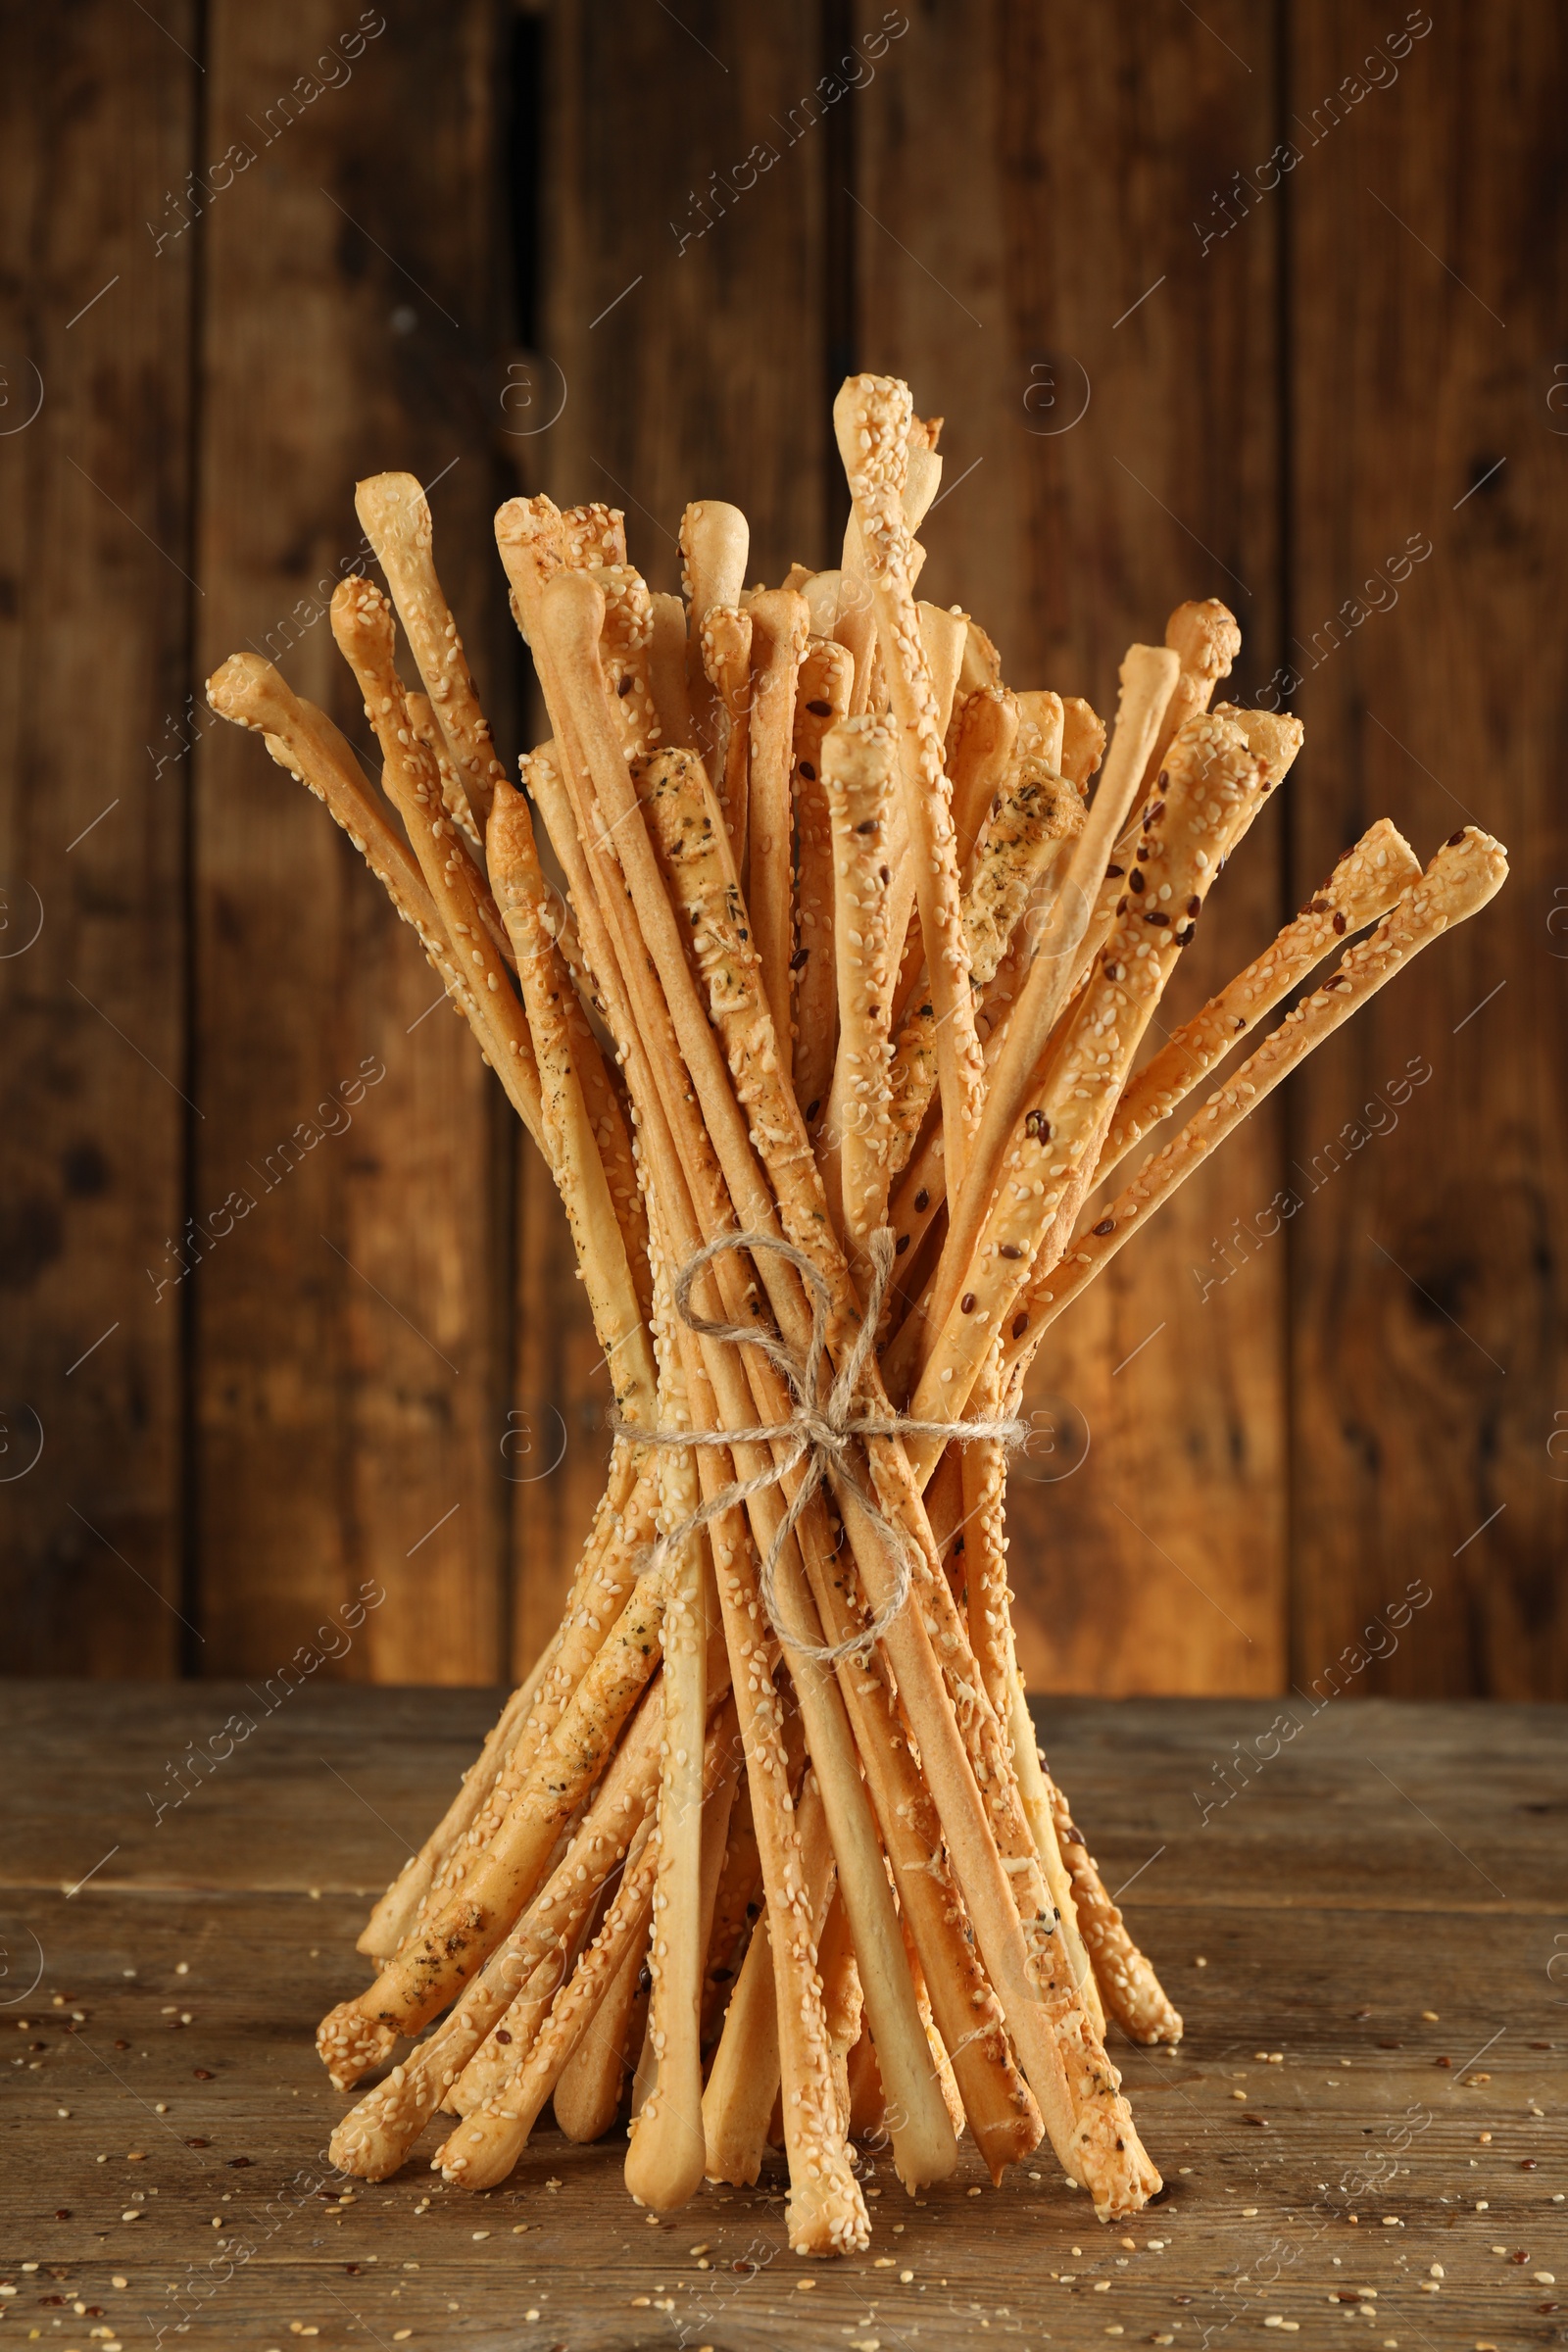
top-left (208, 374), bottom-right (1506, 2254)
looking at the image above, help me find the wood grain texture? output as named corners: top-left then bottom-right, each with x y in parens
top-left (855, 0), bottom-right (1289, 1694)
top-left (1286, 4), bottom-right (1568, 1698)
top-left (190, 0), bottom-right (512, 1684)
top-left (540, 0), bottom-right (831, 588)
top-left (0, 4), bottom-right (199, 1673)
top-left (1, 1688), bottom-right (1563, 2349)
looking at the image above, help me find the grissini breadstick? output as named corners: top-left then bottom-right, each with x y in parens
top-left (700, 1889), bottom-right (776, 2180)
top-left (819, 716), bottom-right (898, 1281)
top-left (648, 590), bottom-right (694, 752)
top-left (595, 563), bottom-right (659, 761)
top-left (1136, 599), bottom-right (1240, 795)
top-left (1097, 816), bottom-right (1421, 1189)
top-left (1014, 688), bottom-right (1064, 775)
top-left (791, 637), bottom-right (855, 1126)
top-left (1004, 827), bottom-right (1509, 1377)
top-left (488, 773), bottom-right (656, 1422)
top-left (552, 814), bottom-right (956, 2195)
top-left (552, 1907), bottom-right (650, 2142)
top-left (317, 1565), bottom-right (667, 2076)
top-left (918, 601), bottom-right (968, 745)
top-left (701, 1767), bottom-right (835, 2187)
top-left (326, 579), bottom-right (548, 1154)
top-left (834, 377), bottom-right (984, 1191)
top-left (206, 655), bottom-right (440, 945)
top-left (424, 1457), bottom-right (658, 1921)
top-left (901, 642), bottom-right (1179, 1399)
top-left (353, 471), bottom-right (507, 834)
top-left (950, 685), bottom-right (1019, 880)
top-left (745, 588), bottom-right (810, 1043)
top-left (886, 761), bottom-right (1085, 1189)
top-left (327, 1686), bottom-right (663, 2175)
top-left (437, 1811), bottom-right (662, 2189)
top-left (1045, 1773), bottom-right (1181, 2047)
top-left (701, 605), bottom-right (755, 870)
top-left (700, 1777), bottom-right (761, 2047)
top-left (815, 1887), bottom-right (863, 2137)
top-left (878, 599), bottom-right (969, 1015)
top-left (901, 712), bottom-right (1264, 1465)
top-left (439, 1703), bottom-right (754, 2193)
top-left (623, 1258), bottom-right (710, 2213)
top-left (407, 687), bottom-right (482, 857)
top-left (561, 500), bottom-right (626, 568)
top-left (1060, 696), bottom-right (1105, 791)
top-left (587, 702), bottom-right (1143, 2204)
top-left (679, 499), bottom-right (749, 783)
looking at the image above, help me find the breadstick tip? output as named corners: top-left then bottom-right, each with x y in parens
top-left (1164, 598), bottom-right (1241, 682)
top-left (354, 469), bottom-right (430, 554)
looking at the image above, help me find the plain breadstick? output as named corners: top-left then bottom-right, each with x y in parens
top-left (680, 500), bottom-right (749, 782)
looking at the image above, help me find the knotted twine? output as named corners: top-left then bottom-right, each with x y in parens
top-left (611, 1226), bottom-right (1027, 1666)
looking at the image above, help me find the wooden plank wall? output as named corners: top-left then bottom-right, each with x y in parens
top-left (1, 0), bottom-right (1563, 1698)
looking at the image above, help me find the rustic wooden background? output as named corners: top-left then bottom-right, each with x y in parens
top-left (2, 0), bottom-right (1563, 1695)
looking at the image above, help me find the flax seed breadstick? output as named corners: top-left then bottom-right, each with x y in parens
top-left (353, 472), bottom-right (507, 834)
top-left (1004, 828), bottom-right (1508, 1378)
top-left (893, 644), bottom-right (1180, 1409)
top-left (903, 711), bottom-right (1263, 1472)
top-left (1098, 816), bottom-right (1421, 1188)
top-left (745, 588), bottom-right (810, 1044)
top-left (792, 638), bottom-right (855, 1127)
top-left (887, 761), bottom-right (1085, 1188)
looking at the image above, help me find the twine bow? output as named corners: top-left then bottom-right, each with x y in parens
top-left (612, 1227), bottom-right (1027, 1666)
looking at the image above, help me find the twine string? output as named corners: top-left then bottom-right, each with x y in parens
top-left (611, 1226), bottom-right (1027, 1666)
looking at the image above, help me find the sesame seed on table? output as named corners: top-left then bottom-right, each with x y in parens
top-left (5, 1681), bottom-right (1562, 2349)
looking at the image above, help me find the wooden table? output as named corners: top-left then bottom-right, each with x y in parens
top-left (3, 1688), bottom-right (1563, 2349)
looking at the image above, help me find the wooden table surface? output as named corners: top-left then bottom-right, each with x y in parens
top-left (2, 1687), bottom-right (1564, 2350)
